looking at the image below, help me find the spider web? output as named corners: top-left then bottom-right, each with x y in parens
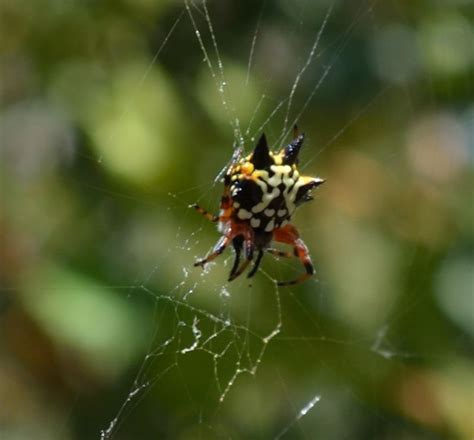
top-left (96, 1), bottom-right (420, 438)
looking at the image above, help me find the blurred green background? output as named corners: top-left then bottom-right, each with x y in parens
top-left (1, 0), bottom-right (473, 439)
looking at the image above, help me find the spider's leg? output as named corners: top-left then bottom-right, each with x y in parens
top-left (228, 233), bottom-right (254, 281)
top-left (273, 224), bottom-right (315, 286)
top-left (247, 249), bottom-right (264, 279)
top-left (191, 204), bottom-right (219, 222)
top-left (194, 235), bottom-right (230, 267)
top-left (276, 240), bottom-right (314, 286)
top-left (229, 237), bottom-right (243, 279)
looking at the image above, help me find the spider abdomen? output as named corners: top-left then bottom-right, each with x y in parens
top-left (229, 160), bottom-right (318, 235)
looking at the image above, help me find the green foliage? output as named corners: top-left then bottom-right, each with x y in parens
top-left (1, 1), bottom-right (472, 439)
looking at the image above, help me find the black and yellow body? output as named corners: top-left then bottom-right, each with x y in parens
top-left (193, 127), bottom-right (324, 286)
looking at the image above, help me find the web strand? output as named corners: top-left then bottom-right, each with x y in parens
top-left (279, 4), bottom-right (334, 146)
top-left (245, 0), bottom-right (266, 87)
top-left (185, 0), bottom-right (244, 148)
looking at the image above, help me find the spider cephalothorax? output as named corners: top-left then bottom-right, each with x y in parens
top-left (193, 127), bottom-right (324, 286)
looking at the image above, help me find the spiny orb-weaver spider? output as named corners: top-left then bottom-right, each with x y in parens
top-left (193, 127), bottom-right (324, 286)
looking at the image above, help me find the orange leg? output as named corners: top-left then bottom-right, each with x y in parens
top-left (273, 224), bottom-right (315, 286)
top-left (194, 234), bottom-right (230, 267)
top-left (194, 222), bottom-right (254, 283)
top-left (191, 204), bottom-right (219, 222)
top-left (192, 190), bottom-right (234, 223)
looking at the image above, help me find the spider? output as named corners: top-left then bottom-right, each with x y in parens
top-left (192, 126), bottom-right (324, 286)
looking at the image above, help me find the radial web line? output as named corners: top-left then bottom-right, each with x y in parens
top-left (202, 1), bottom-right (244, 147)
top-left (253, 97), bottom-right (288, 139)
top-left (100, 287), bottom-right (181, 440)
top-left (272, 0), bottom-right (377, 148)
top-left (274, 394), bottom-right (322, 439)
top-left (184, 0), bottom-right (216, 78)
top-left (184, 0), bottom-right (245, 185)
top-left (245, 0), bottom-right (266, 86)
top-left (246, 73), bottom-right (278, 140)
top-left (184, 1), bottom-right (234, 133)
top-left (279, 4), bottom-right (334, 145)
top-left (102, 12), bottom-right (184, 160)
top-left (281, 0), bottom-right (379, 145)
top-left (245, 93), bottom-right (267, 137)
top-left (302, 86), bottom-right (389, 170)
